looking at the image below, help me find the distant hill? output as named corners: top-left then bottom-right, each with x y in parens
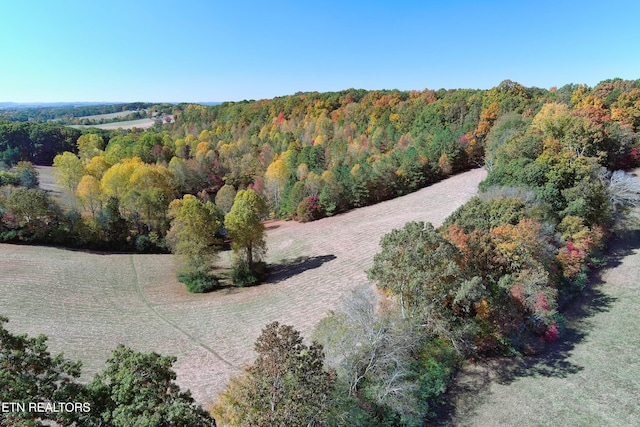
top-left (0, 101), bottom-right (114, 110)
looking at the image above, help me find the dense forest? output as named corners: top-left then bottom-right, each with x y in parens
top-left (2, 78), bottom-right (640, 425)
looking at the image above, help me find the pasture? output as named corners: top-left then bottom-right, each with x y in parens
top-left (0, 168), bottom-right (486, 406)
top-left (74, 110), bottom-right (139, 121)
top-left (70, 117), bottom-right (157, 130)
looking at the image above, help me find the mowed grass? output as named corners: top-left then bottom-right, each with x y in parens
top-left (70, 118), bottom-right (156, 130)
top-left (0, 168), bottom-right (486, 405)
top-left (441, 225), bottom-right (640, 426)
top-left (34, 165), bottom-right (77, 208)
top-left (74, 110), bottom-right (139, 121)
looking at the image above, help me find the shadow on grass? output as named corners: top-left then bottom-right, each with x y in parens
top-left (433, 228), bottom-right (640, 426)
top-left (267, 254), bottom-right (337, 283)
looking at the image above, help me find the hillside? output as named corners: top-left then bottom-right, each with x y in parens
top-left (0, 167), bottom-right (486, 405)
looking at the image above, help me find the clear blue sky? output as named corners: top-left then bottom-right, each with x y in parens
top-left (1, 0), bottom-right (639, 103)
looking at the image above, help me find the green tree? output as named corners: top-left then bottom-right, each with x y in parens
top-left (166, 195), bottom-right (222, 291)
top-left (6, 188), bottom-right (61, 241)
top-left (225, 189), bottom-right (267, 270)
top-left (0, 315), bottom-right (85, 427)
top-left (15, 161), bottom-right (39, 188)
top-left (214, 183), bottom-right (237, 214)
top-left (368, 222), bottom-right (478, 355)
top-left (211, 322), bottom-right (335, 427)
top-left (87, 345), bottom-right (216, 427)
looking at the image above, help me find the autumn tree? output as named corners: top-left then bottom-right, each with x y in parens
top-left (77, 133), bottom-right (104, 162)
top-left (368, 222), bottom-right (479, 355)
top-left (126, 163), bottom-right (175, 234)
top-left (77, 175), bottom-right (102, 217)
top-left (100, 157), bottom-right (142, 202)
top-left (53, 151), bottom-right (84, 195)
top-left (211, 322), bottom-right (335, 426)
top-left (225, 189), bottom-right (268, 285)
top-left (264, 156), bottom-right (289, 213)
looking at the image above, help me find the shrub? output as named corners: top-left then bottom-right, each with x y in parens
top-left (231, 259), bottom-right (267, 287)
top-left (177, 271), bottom-right (219, 293)
top-left (296, 196), bottom-right (321, 222)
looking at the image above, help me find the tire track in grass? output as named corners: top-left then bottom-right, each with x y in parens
top-left (129, 255), bottom-right (239, 370)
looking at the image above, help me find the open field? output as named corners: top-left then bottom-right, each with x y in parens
top-left (74, 110), bottom-right (139, 121)
top-left (0, 168), bottom-right (486, 406)
top-left (70, 117), bottom-right (157, 130)
top-left (35, 165), bottom-right (76, 208)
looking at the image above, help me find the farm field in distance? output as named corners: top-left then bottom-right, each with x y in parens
top-left (74, 110), bottom-right (139, 121)
top-left (69, 117), bottom-right (157, 130)
top-left (0, 167), bottom-right (486, 406)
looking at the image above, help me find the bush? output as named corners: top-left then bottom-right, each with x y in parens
top-left (296, 196), bottom-right (321, 222)
top-left (231, 260), bottom-right (267, 287)
top-left (177, 271), bottom-right (219, 293)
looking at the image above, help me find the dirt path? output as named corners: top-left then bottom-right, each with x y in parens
top-left (0, 167), bottom-right (486, 406)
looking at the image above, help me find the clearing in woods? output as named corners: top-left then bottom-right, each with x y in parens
top-left (0, 168), bottom-right (485, 405)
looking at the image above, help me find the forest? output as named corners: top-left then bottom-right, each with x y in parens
top-left (1, 78), bottom-right (640, 425)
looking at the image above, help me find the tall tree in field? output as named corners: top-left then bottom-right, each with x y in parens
top-left (166, 194), bottom-right (223, 291)
top-left (225, 189), bottom-right (268, 270)
top-left (211, 322), bottom-right (335, 427)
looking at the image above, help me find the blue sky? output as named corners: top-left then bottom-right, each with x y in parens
top-left (1, 0), bottom-right (639, 103)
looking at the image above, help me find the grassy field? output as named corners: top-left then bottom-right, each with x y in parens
top-left (0, 168), bottom-right (486, 406)
top-left (74, 110), bottom-right (139, 121)
top-left (34, 165), bottom-right (77, 208)
top-left (70, 117), bottom-right (157, 130)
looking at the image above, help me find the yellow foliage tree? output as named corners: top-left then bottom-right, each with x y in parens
top-left (76, 175), bottom-right (102, 217)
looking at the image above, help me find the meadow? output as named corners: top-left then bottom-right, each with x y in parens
top-left (70, 117), bottom-right (157, 130)
top-left (0, 167), bottom-right (486, 406)
top-left (74, 110), bottom-right (139, 121)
